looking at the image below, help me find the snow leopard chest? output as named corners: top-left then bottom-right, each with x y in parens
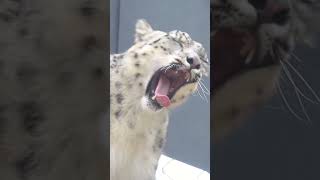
top-left (110, 54), bottom-right (170, 180)
top-left (110, 103), bottom-right (169, 180)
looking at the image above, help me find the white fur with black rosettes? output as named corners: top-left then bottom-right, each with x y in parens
top-left (110, 19), bottom-right (208, 180)
top-left (0, 0), bottom-right (107, 179)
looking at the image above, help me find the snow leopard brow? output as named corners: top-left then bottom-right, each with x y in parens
top-left (148, 33), bottom-right (184, 48)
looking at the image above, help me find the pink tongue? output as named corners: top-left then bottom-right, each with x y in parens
top-left (155, 75), bottom-right (171, 107)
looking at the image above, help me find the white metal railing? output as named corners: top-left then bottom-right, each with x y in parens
top-left (156, 155), bottom-right (210, 180)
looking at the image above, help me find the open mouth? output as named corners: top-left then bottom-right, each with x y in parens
top-left (146, 64), bottom-right (197, 109)
top-left (212, 28), bottom-right (280, 92)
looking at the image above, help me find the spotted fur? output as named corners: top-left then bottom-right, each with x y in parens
top-left (212, 0), bottom-right (320, 141)
top-left (110, 19), bottom-right (209, 180)
top-left (0, 0), bottom-right (108, 179)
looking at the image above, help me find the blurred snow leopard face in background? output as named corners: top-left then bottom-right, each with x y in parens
top-left (212, 0), bottom-right (320, 141)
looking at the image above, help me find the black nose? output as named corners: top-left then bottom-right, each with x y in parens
top-left (186, 57), bottom-right (201, 69)
top-left (186, 57), bottom-right (194, 65)
top-left (271, 8), bottom-right (290, 25)
top-left (250, 0), bottom-right (290, 25)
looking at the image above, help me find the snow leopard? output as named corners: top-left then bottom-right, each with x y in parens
top-left (110, 19), bottom-right (209, 180)
top-left (0, 0), bottom-right (108, 179)
top-left (212, 0), bottom-right (320, 141)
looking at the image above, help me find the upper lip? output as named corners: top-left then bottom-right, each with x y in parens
top-left (212, 28), bottom-right (281, 92)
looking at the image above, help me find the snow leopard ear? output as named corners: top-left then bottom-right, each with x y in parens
top-left (135, 19), bottom-right (153, 43)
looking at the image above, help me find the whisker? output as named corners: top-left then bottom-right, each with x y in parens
top-left (295, 85), bottom-right (312, 124)
top-left (199, 79), bottom-right (210, 95)
top-left (196, 88), bottom-right (206, 101)
top-left (198, 86), bottom-right (207, 102)
top-left (290, 52), bottom-right (303, 63)
top-left (280, 60), bottom-right (318, 104)
top-left (275, 44), bottom-right (320, 103)
top-left (276, 46), bottom-right (318, 105)
top-left (283, 57), bottom-right (320, 103)
top-left (277, 80), bottom-right (306, 121)
top-left (199, 79), bottom-right (210, 92)
top-left (280, 60), bottom-right (312, 123)
top-left (198, 82), bottom-right (209, 102)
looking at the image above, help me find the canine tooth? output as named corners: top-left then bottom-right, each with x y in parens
top-left (152, 96), bottom-right (156, 100)
top-left (245, 49), bottom-right (255, 64)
